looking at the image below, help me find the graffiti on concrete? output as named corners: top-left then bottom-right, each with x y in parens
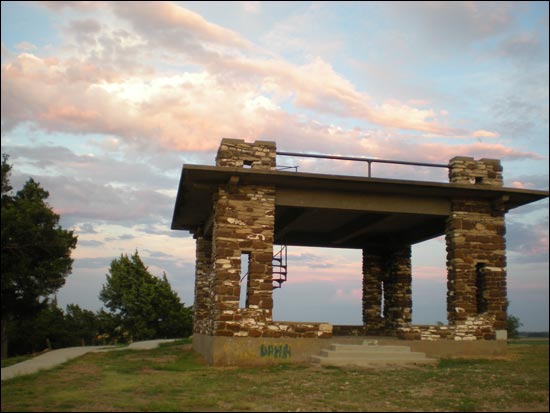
top-left (260, 344), bottom-right (291, 359)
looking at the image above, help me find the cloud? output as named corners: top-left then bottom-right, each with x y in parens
top-left (77, 239), bottom-right (104, 247)
top-left (507, 216), bottom-right (549, 263)
top-left (15, 41), bottom-right (37, 51)
top-left (3, 144), bottom-right (178, 188)
top-left (6, 1), bottom-right (543, 172)
top-left (2, 1), bottom-right (465, 150)
top-left (73, 256), bottom-right (112, 270)
top-left (111, 1), bottom-right (254, 54)
top-left (105, 234), bottom-right (136, 242)
top-left (77, 223), bottom-right (99, 234)
top-left (240, 1), bottom-right (261, 14)
top-left (412, 265), bottom-right (446, 281)
top-left (4, 45), bottom-right (539, 170)
top-left (38, 1), bottom-right (106, 11)
top-left (505, 174), bottom-right (549, 190)
top-left (386, 1), bottom-right (514, 50)
top-left (472, 129), bottom-right (500, 138)
top-left (333, 288), bottom-right (362, 302)
top-left (497, 32), bottom-right (545, 61)
top-left (11, 172), bottom-right (174, 227)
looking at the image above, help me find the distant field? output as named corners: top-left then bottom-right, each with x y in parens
top-left (1, 339), bottom-right (548, 412)
top-left (509, 338), bottom-right (549, 346)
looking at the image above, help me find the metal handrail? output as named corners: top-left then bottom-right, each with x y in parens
top-left (276, 151), bottom-right (448, 178)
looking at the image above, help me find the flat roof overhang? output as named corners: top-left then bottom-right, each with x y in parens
top-left (171, 165), bottom-right (549, 249)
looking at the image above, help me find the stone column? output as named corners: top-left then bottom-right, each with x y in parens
top-left (210, 139), bottom-right (277, 337)
top-left (362, 247), bottom-right (412, 334)
top-left (193, 236), bottom-right (213, 335)
top-left (446, 157), bottom-right (507, 335)
top-left (383, 246), bottom-right (412, 330)
top-left (362, 250), bottom-right (385, 333)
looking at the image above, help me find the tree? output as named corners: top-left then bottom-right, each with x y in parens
top-left (507, 314), bottom-right (523, 339)
top-left (7, 299), bottom-right (67, 356)
top-left (1, 155), bottom-right (78, 359)
top-left (100, 251), bottom-right (192, 341)
top-left (65, 304), bottom-right (100, 346)
top-left (7, 301), bottom-right (106, 356)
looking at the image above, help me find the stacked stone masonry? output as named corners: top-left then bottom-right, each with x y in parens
top-left (193, 144), bottom-right (510, 342)
top-left (445, 157), bottom-right (507, 335)
top-left (362, 246), bottom-right (412, 335)
top-left (216, 138), bottom-right (277, 170)
top-left (193, 236), bottom-right (213, 335)
top-left (397, 314), bottom-right (497, 341)
top-left (448, 156), bottom-right (503, 187)
top-left (363, 157), bottom-right (507, 340)
top-left (193, 139), bottom-right (332, 338)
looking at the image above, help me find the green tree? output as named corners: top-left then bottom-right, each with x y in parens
top-left (507, 314), bottom-right (523, 339)
top-left (95, 308), bottom-right (125, 344)
top-left (1, 155), bottom-right (78, 359)
top-left (7, 299), bottom-right (67, 356)
top-left (65, 304), bottom-right (100, 346)
top-left (100, 251), bottom-right (192, 341)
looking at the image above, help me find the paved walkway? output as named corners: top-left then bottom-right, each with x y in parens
top-left (1, 339), bottom-right (180, 381)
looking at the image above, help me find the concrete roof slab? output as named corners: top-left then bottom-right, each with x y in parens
top-left (171, 165), bottom-right (549, 249)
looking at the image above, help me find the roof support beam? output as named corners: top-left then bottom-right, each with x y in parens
top-left (276, 188), bottom-right (450, 216)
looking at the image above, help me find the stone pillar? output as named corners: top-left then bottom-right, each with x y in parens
top-left (362, 246), bottom-right (412, 334)
top-left (193, 236), bottom-right (213, 335)
top-left (383, 246), bottom-right (412, 330)
top-left (362, 250), bottom-right (385, 333)
top-left (446, 157), bottom-right (507, 335)
top-left (209, 139), bottom-right (276, 337)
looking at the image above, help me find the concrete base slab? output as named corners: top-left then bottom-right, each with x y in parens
top-left (192, 334), bottom-right (507, 366)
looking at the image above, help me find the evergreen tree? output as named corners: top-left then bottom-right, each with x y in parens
top-left (100, 251), bottom-right (192, 341)
top-left (65, 304), bottom-right (100, 346)
top-left (1, 155), bottom-right (77, 359)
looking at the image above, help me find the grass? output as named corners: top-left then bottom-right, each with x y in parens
top-left (2, 339), bottom-right (548, 412)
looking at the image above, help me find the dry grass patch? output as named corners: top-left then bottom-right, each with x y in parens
top-left (1, 339), bottom-right (548, 412)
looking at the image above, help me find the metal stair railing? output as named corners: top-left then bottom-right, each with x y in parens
top-left (272, 245), bottom-right (288, 289)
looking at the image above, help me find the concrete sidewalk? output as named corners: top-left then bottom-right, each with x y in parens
top-left (1, 339), bottom-right (180, 381)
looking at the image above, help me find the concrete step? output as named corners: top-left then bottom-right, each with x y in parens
top-left (329, 344), bottom-right (411, 353)
top-left (320, 349), bottom-right (428, 359)
top-left (311, 355), bottom-right (437, 367)
top-left (312, 342), bottom-right (437, 368)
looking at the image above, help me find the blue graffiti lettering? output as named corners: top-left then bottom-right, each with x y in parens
top-left (260, 344), bottom-right (291, 359)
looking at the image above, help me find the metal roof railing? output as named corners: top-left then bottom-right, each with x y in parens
top-left (276, 151), bottom-right (449, 178)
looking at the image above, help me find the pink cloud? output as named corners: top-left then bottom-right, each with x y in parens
top-left (408, 141), bottom-right (544, 162)
top-left (3, 48), bottom-right (544, 163)
top-left (81, 2), bottom-right (456, 135)
top-left (2, 2), bottom-right (546, 162)
top-left (412, 266), bottom-right (447, 281)
top-left (211, 56), bottom-right (454, 135)
top-left (42, 106), bottom-right (99, 123)
top-left (333, 288), bottom-right (362, 302)
top-left (472, 129), bottom-right (500, 138)
top-left (512, 181), bottom-right (525, 189)
top-left (111, 1), bottom-right (253, 52)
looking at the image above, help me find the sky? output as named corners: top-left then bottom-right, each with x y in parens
top-left (1, 1), bottom-right (548, 331)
